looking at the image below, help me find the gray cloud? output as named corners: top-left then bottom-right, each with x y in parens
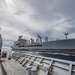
top-left (0, 0), bottom-right (75, 42)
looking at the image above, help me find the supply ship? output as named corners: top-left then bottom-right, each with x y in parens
top-left (11, 35), bottom-right (75, 56)
top-left (0, 34), bottom-right (75, 75)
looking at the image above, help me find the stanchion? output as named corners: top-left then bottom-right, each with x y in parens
top-left (28, 66), bottom-right (32, 75)
top-left (31, 67), bottom-right (37, 75)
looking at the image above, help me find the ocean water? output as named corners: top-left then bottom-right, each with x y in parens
top-left (2, 46), bottom-right (11, 51)
top-left (2, 43), bottom-right (75, 62)
top-left (38, 53), bottom-right (75, 62)
top-left (2, 40), bottom-right (14, 51)
top-left (27, 52), bottom-right (75, 62)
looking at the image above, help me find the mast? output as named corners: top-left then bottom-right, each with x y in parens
top-left (0, 28), bottom-right (2, 50)
top-left (0, 28), bottom-right (2, 59)
top-left (64, 33), bottom-right (69, 39)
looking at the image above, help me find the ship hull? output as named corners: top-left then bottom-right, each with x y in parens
top-left (11, 39), bottom-right (75, 56)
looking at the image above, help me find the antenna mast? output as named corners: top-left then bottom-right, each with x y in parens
top-left (64, 33), bottom-right (69, 39)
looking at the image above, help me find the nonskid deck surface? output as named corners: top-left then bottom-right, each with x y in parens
top-left (1, 58), bottom-right (27, 75)
top-left (12, 52), bottom-right (75, 75)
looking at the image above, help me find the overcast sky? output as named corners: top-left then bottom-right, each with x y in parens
top-left (0, 0), bottom-right (75, 42)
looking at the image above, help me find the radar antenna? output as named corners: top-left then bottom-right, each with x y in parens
top-left (19, 35), bottom-right (23, 39)
top-left (64, 33), bottom-right (69, 39)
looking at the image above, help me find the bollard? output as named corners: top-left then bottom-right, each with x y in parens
top-left (28, 66), bottom-right (32, 75)
top-left (31, 67), bottom-right (37, 75)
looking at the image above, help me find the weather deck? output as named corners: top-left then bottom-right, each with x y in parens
top-left (1, 58), bottom-right (27, 75)
top-left (0, 52), bottom-right (75, 75)
top-left (12, 52), bottom-right (75, 75)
